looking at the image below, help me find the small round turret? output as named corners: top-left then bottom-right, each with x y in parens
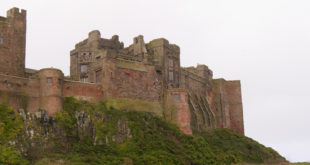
top-left (38, 68), bottom-right (64, 115)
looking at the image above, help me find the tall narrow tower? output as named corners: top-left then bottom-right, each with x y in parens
top-left (0, 7), bottom-right (26, 77)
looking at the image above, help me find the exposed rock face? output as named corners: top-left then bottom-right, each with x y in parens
top-left (13, 108), bottom-right (132, 159)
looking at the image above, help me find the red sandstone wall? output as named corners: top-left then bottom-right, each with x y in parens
top-left (0, 73), bottom-right (40, 113)
top-left (212, 79), bottom-right (244, 134)
top-left (102, 59), bottom-right (162, 102)
top-left (0, 8), bottom-right (26, 77)
top-left (224, 80), bottom-right (244, 134)
top-left (165, 89), bottom-right (192, 135)
top-left (63, 80), bottom-right (103, 103)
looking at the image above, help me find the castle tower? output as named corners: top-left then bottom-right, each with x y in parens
top-left (38, 68), bottom-right (64, 115)
top-left (148, 38), bottom-right (181, 89)
top-left (0, 7), bottom-right (26, 77)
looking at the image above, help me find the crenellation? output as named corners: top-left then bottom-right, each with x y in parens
top-left (0, 7), bottom-right (244, 135)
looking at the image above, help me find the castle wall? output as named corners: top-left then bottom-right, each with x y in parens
top-left (180, 69), bottom-right (207, 96)
top-left (224, 80), bottom-right (244, 134)
top-left (0, 73), bottom-right (40, 113)
top-left (165, 89), bottom-right (192, 135)
top-left (102, 58), bottom-right (163, 103)
top-left (63, 80), bottom-right (103, 103)
top-left (212, 79), bottom-right (244, 134)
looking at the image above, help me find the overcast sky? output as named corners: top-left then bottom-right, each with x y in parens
top-left (1, 0), bottom-right (309, 162)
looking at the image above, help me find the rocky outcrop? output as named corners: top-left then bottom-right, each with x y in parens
top-left (13, 108), bottom-right (132, 159)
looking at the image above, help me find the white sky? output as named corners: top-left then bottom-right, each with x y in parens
top-left (1, 0), bottom-right (309, 162)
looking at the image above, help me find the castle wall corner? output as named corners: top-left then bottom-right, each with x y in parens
top-left (165, 89), bottom-right (192, 135)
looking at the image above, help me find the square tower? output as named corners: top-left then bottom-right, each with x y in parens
top-left (0, 7), bottom-right (26, 77)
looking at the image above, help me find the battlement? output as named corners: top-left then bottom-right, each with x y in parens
top-left (182, 64), bottom-right (213, 80)
top-left (73, 30), bottom-right (124, 51)
top-left (6, 7), bottom-right (26, 18)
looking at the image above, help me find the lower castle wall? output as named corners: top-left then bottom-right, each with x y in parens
top-left (63, 80), bottom-right (103, 103)
top-left (212, 79), bottom-right (244, 134)
top-left (165, 89), bottom-right (192, 135)
top-left (0, 73), bottom-right (104, 114)
top-left (224, 80), bottom-right (244, 134)
top-left (0, 73), bottom-right (40, 113)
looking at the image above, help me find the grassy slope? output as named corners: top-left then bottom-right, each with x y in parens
top-left (0, 98), bottom-right (286, 165)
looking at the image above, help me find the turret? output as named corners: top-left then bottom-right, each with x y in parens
top-left (38, 68), bottom-right (64, 115)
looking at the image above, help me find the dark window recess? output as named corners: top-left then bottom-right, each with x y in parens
top-left (96, 56), bottom-right (101, 62)
top-left (58, 79), bottom-right (61, 86)
top-left (96, 70), bottom-right (102, 83)
top-left (47, 77), bottom-right (52, 85)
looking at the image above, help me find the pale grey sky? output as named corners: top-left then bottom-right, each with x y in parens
top-left (1, 0), bottom-right (309, 162)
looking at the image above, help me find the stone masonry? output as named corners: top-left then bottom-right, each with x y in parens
top-left (0, 8), bottom-right (244, 135)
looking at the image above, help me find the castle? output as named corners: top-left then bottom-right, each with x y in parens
top-left (0, 8), bottom-right (244, 135)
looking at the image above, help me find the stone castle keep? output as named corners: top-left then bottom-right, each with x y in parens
top-left (0, 8), bottom-right (244, 135)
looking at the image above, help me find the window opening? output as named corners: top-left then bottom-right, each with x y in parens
top-left (169, 71), bottom-right (174, 81)
top-left (173, 94), bottom-right (181, 102)
top-left (96, 70), bottom-right (102, 83)
top-left (80, 64), bottom-right (88, 73)
top-left (58, 79), bottom-right (61, 86)
top-left (96, 56), bottom-right (101, 63)
top-left (80, 77), bottom-right (88, 83)
top-left (169, 59), bottom-right (173, 67)
top-left (47, 77), bottom-right (52, 85)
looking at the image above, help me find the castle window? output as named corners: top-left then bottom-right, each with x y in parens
top-left (58, 79), bottom-right (61, 86)
top-left (80, 77), bottom-right (88, 83)
top-left (169, 59), bottom-right (173, 67)
top-left (173, 94), bottom-right (181, 102)
top-left (169, 71), bottom-right (174, 81)
top-left (80, 64), bottom-right (88, 73)
top-left (47, 77), bottom-right (52, 85)
top-left (96, 70), bottom-right (102, 83)
top-left (96, 56), bottom-right (101, 63)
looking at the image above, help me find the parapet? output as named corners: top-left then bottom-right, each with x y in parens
top-left (73, 30), bottom-right (124, 50)
top-left (148, 38), bottom-right (169, 48)
top-left (6, 7), bottom-right (26, 18)
top-left (88, 30), bottom-right (101, 42)
top-left (182, 64), bottom-right (213, 80)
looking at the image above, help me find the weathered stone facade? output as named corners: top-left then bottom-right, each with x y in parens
top-left (0, 8), bottom-right (244, 135)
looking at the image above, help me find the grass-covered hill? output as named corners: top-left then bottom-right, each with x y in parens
top-left (0, 98), bottom-right (287, 165)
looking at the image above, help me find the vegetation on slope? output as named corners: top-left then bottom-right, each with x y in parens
top-left (0, 98), bottom-right (285, 165)
top-left (0, 104), bottom-right (30, 165)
